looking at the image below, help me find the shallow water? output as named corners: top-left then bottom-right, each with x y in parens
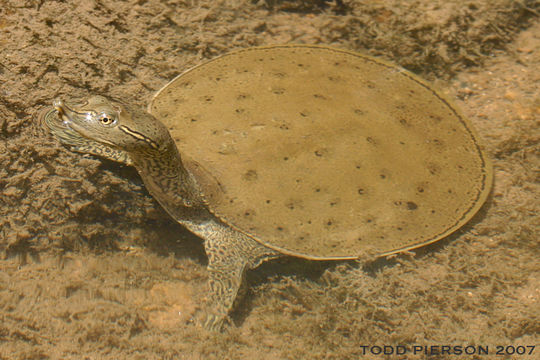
top-left (0, 1), bottom-right (538, 358)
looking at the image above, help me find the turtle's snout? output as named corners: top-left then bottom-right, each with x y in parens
top-left (52, 99), bottom-right (64, 109)
top-left (53, 99), bottom-right (66, 118)
top-left (52, 99), bottom-right (83, 125)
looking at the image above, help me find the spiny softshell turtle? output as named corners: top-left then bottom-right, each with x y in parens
top-left (41, 45), bottom-right (492, 330)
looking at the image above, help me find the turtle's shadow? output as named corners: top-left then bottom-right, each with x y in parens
top-left (98, 160), bottom-right (208, 262)
top-left (230, 190), bottom-right (493, 327)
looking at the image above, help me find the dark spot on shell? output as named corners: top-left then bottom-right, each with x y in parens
top-left (406, 201), bottom-right (418, 210)
top-left (279, 124), bottom-right (289, 130)
top-left (431, 210), bottom-right (436, 214)
top-left (283, 157), bottom-right (289, 161)
top-left (448, 189), bottom-right (453, 193)
top-left (243, 169), bottom-right (258, 181)
top-left (357, 188), bottom-right (365, 195)
top-left (300, 112), bottom-right (308, 117)
top-left (366, 137), bottom-right (376, 144)
top-left (397, 227), bottom-right (403, 231)
top-left (277, 226), bottom-right (284, 231)
top-left (399, 118), bottom-right (409, 126)
top-left (314, 150), bottom-right (325, 157)
top-left (235, 108), bottom-right (245, 114)
top-left (366, 218), bottom-right (373, 223)
top-left (315, 188), bottom-right (321, 193)
top-left (237, 94), bottom-right (249, 100)
top-left (266, 199), bottom-right (271, 204)
top-left (427, 163), bottom-right (440, 175)
top-left (417, 187), bottom-right (424, 193)
top-left (394, 201), bottom-right (402, 206)
top-left (313, 94), bottom-right (327, 100)
top-left (272, 88), bottom-right (285, 95)
top-left (354, 109), bottom-right (365, 115)
top-left (380, 174), bottom-right (386, 179)
top-left (429, 114), bottom-right (442, 122)
top-left (326, 220), bottom-right (333, 226)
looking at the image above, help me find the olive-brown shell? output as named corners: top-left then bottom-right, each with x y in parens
top-left (150, 45), bottom-right (492, 259)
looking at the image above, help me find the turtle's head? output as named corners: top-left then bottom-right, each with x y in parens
top-left (43, 95), bottom-right (172, 156)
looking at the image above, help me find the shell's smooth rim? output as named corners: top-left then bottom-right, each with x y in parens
top-left (149, 44), bottom-right (493, 260)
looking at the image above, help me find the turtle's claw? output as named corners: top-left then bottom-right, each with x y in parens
top-left (202, 313), bottom-right (229, 332)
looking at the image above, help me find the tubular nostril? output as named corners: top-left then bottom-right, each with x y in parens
top-left (53, 100), bottom-right (66, 116)
top-left (52, 99), bottom-right (64, 108)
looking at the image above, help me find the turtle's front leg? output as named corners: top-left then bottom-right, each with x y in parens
top-left (204, 250), bottom-right (247, 331)
top-left (201, 222), bottom-right (281, 331)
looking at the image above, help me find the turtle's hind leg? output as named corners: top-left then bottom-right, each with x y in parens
top-left (202, 222), bottom-right (280, 331)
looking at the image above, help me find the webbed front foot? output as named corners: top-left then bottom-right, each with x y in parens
top-left (202, 312), bottom-right (230, 332)
top-left (201, 257), bottom-right (246, 331)
top-left (199, 222), bottom-right (281, 331)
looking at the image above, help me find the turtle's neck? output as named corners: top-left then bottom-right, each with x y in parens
top-left (129, 139), bottom-right (210, 224)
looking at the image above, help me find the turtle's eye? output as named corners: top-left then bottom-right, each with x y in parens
top-left (98, 113), bottom-right (116, 126)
